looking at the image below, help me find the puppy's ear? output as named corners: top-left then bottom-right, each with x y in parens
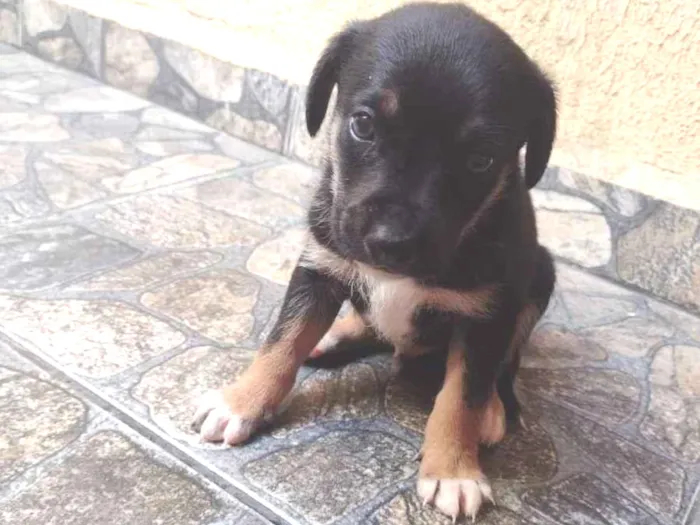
top-left (306, 23), bottom-right (364, 137)
top-left (524, 75), bottom-right (557, 188)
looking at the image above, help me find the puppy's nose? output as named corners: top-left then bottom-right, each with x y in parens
top-left (364, 223), bottom-right (418, 266)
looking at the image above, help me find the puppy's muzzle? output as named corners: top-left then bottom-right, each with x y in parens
top-left (349, 201), bottom-right (424, 269)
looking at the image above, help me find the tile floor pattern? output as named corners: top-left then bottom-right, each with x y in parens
top-left (0, 45), bottom-right (699, 525)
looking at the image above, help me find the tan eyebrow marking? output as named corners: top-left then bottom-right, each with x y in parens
top-left (379, 89), bottom-right (399, 116)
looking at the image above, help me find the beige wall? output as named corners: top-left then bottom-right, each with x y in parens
top-left (63, 0), bottom-right (700, 208)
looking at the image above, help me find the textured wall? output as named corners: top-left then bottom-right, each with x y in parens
top-left (60, 0), bottom-right (700, 205)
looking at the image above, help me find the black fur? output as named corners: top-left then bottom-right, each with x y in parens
top-left (300, 3), bottom-right (556, 411)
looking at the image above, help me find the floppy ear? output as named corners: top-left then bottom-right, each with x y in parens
top-left (524, 75), bottom-right (557, 188)
top-left (305, 24), bottom-right (363, 137)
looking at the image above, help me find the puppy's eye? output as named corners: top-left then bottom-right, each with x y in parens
top-left (466, 154), bottom-right (493, 173)
top-left (349, 111), bottom-right (375, 142)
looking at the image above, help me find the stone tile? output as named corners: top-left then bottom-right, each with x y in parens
top-left (0, 431), bottom-right (226, 525)
top-left (558, 292), bottom-right (638, 328)
top-left (532, 189), bottom-right (612, 268)
top-left (141, 270), bottom-right (259, 344)
top-left (35, 160), bottom-right (108, 209)
top-left (164, 42), bottom-right (244, 104)
top-left (481, 422), bottom-right (558, 483)
top-left (94, 194), bottom-right (270, 249)
top-left (208, 109), bottom-right (283, 152)
top-left (135, 138), bottom-right (214, 157)
top-left (641, 345), bottom-right (700, 463)
top-left (0, 112), bottom-right (70, 142)
top-left (522, 474), bottom-right (659, 525)
top-left (102, 154), bottom-right (239, 194)
top-left (214, 133), bottom-right (274, 165)
top-left (0, 297), bottom-right (186, 378)
top-left (0, 144), bottom-right (27, 189)
top-left (104, 23), bottom-right (158, 97)
top-left (246, 228), bottom-right (306, 285)
top-left (618, 203), bottom-right (700, 313)
top-left (35, 36), bottom-right (84, 70)
top-left (0, 224), bottom-right (138, 290)
top-left (522, 324), bottom-right (607, 369)
top-left (558, 167), bottom-right (648, 218)
top-left (385, 373), bottom-right (436, 434)
top-left (0, 187), bottom-right (51, 226)
top-left (175, 177), bottom-right (305, 230)
top-left (245, 70), bottom-right (293, 122)
top-left (648, 299), bottom-right (700, 341)
top-left (579, 316), bottom-right (674, 358)
top-left (252, 162), bottom-right (319, 206)
top-left (44, 86), bottom-right (150, 112)
top-left (244, 430), bottom-right (416, 524)
top-left (555, 263), bottom-right (638, 296)
top-left (0, 50), bottom-right (66, 75)
top-left (273, 363), bottom-right (382, 436)
top-left (289, 88), bottom-right (332, 167)
top-left (70, 251), bottom-right (222, 291)
top-left (519, 368), bottom-right (640, 426)
top-left (71, 112), bottom-right (141, 138)
top-left (67, 9), bottom-right (102, 75)
top-left (372, 491), bottom-right (526, 525)
top-left (686, 490), bottom-right (700, 525)
top-left (141, 107), bottom-right (213, 133)
top-left (135, 126), bottom-right (203, 141)
top-left (0, 71), bottom-right (88, 96)
top-left (0, 8), bottom-right (19, 46)
top-left (534, 400), bottom-right (684, 518)
top-left (41, 137), bottom-right (140, 179)
top-left (0, 93), bottom-right (31, 111)
top-left (0, 373), bottom-right (86, 482)
top-left (133, 345), bottom-right (252, 439)
top-left (23, 0), bottom-right (66, 37)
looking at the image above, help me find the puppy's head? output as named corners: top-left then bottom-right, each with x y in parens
top-left (307, 3), bottom-right (556, 278)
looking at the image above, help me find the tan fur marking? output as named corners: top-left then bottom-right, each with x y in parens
top-left (420, 342), bottom-right (482, 479)
top-left (223, 318), bottom-right (328, 418)
top-left (379, 89), bottom-right (399, 116)
top-left (506, 303), bottom-right (541, 362)
top-left (326, 308), bottom-right (368, 340)
top-left (459, 164), bottom-right (509, 241)
top-left (312, 307), bottom-right (370, 355)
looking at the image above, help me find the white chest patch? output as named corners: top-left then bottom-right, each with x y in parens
top-left (299, 237), bottom-right (495, 355)
top-left (362, 272), bottom-right (423, 346)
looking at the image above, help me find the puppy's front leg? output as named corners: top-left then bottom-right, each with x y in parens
top-left (418, 312), bottom-right (515, 521)
top-left (192, 264), bottom-right (346, 445)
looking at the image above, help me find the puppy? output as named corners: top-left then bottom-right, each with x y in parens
top-left (193, 2), bottom-right (556, 520)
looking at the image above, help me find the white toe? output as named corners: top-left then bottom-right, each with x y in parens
top-left (434, 479), bottom-right (461, 519)
top-left (461, 479), bottom-right (484, 520)
top-left (199, 406), bottom-right (232, 442)
top-left (222, 414), bottom-right (255, 445)
top-left (417, 478), bottom-right (438, 505)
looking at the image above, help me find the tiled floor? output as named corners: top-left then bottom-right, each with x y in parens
top-left (1, 45), bottom-right (699, 525)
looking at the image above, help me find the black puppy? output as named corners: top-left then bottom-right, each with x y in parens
top-left (193, 2), bottom-right (556, 520)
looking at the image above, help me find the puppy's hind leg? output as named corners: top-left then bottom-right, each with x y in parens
top-left (498, 245), bottom-right (555, 428)
top-left (309, 307), bottom-right (370, 358)
top-left (305, 306), bottom-right (391, 368)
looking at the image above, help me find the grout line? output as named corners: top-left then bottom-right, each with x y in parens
top-left (6, 339), bottom-right (301, 525)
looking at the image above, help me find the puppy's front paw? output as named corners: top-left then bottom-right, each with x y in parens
top-left (418, 444), bottom-right (494, 522)
top-left (418, 476), bottom-right (493, 522)
top-left (191, 388), bottom-right (265, 446)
